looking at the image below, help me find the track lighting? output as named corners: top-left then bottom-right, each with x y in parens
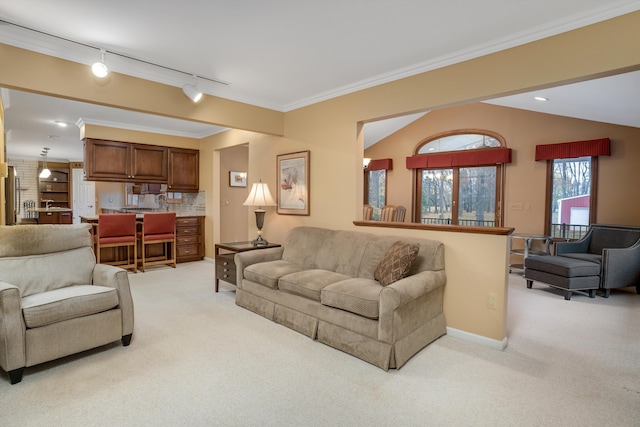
top-left (92, 49), bottom-right (109, 78)
top-left (183, 75), bottom-right (203, 103)
top-left (39, 148), bottom-right (51, 179)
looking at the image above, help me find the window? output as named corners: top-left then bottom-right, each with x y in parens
top-left (536, 138), bottom-right (609, 240)
top-left (409, 131), bottom-right (509, 227)
top-left (365, 170), bottom-right (386, 220)
top-left (547, 157), bottom-right (594, 239)
top-left (364, 158), bottom-right (392, 220)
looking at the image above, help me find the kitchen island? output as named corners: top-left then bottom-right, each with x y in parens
top-left (29, 208), bottom-right (73, 224)
top-left (80, 213), bottom-right (204, 264)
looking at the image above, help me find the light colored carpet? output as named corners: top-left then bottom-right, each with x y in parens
top-left (1, 261), bottom-right (639, 426)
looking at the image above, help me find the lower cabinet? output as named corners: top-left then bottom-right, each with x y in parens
top-left (176, 216), bottom-right (205, 262)
top-left (38, 211), bottom-right (73, 224)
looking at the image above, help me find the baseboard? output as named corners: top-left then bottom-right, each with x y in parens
top-left (446, 327), bottom-right (508, 350)
top-left (203, 256), bottom-right (214, 263)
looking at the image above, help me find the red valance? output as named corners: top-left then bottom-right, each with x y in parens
top-left (365, 158), bottom-right (393, 171)
top-left (406, 148), bottom-right (512, 169)
top-left (535, 138), bottom-right (610, 161)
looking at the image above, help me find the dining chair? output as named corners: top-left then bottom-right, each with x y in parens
top-left (379, 205), bottom-right (397, 222)
top-left (95, 213), bottom-right (137, 273)
top-left (393, 205), bottom-right (406, 222)
top-left (137, 212), bottom-right (177, 272)
top-left (363, 204), bottom-right (373, 220)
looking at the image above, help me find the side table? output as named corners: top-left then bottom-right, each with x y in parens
top-left (509, 234), bottom-right (551, 273)
top-left (214, 241), bottom-right (281, 292)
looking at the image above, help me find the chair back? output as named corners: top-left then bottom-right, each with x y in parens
top-left (98, 214), bottom-right (137, 239)
top-left (394, 206), bottom-right (406, 222)
top-left (380, 205), bottom-right (396, 222)
top-left (143, 212), bottom-right (176, 236)
top-left (363, 204), bottom-right (373, 220)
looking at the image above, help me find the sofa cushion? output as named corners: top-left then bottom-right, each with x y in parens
top-left (278, 269), bottom-right (351, 301)
top-left (374, 241), bottom-right (420, 286)
top-left (21, 285), bottom-right (119, 328)
top-left (244, 260), bottom-right (305, 289)
top-left (321, 278), bottom-right (383, 319)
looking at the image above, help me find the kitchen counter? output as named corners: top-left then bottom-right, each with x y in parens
top-left (80, 212), bottom-right (204, 222)
top-left (30, 208), bottom-right (73, 212)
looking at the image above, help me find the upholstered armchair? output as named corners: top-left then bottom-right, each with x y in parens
top-left (0, 224), bottom-right (134, 384)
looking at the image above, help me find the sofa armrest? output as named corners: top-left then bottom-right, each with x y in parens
top-left (0, 282), bottom-right (26, 372)
top-left (601, 240), bottom-right (640, 290)
top-left (378, 270), bottom-right (446, 342)
top-left (234, 247), bottom-right (284, 286)
top-left (92, 264), bottom-right (135, 336)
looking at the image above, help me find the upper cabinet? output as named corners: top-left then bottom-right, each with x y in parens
top-left (168, 148), bottom-right (199, 192)
top-left (84, 139), bottom-right (168, 183)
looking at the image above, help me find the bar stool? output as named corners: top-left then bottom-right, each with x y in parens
top-left (137, 212), bottom-right (177, 272)
top-left (94, 213), bottom-right (137, 273)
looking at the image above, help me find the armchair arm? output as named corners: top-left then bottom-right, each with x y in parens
top-left (0, 282), bottom-right (26, 372)
top-left (378, 270), bottom-right (446, 342)
top-left (601, 240), bottom-right (640, 290)
top-left (234, 247), bottom-right (284, 285)
top-left (92, 264), bottom-right (135, 337)
top-left (555, 229), bottom-right (592, 255)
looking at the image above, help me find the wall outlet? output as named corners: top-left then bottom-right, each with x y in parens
top-left (488, 293), bottom-right (497, 309)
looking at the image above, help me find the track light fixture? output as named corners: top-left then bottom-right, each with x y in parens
top-left (92, 49), bottom-right (110, 78)
top-left (183, 75), bottom-right (203, 103)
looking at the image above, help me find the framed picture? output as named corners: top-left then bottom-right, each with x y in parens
top-left (229, 171), bottom-right (247, 187)
top-left (277, 150), bottom-right (310, 215)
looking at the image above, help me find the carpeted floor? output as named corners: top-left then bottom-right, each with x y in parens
top-left (1, 261), bottom-right (639, 426)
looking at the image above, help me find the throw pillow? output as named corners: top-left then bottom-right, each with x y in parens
top-left (374, 241), bottom-right (420, 286)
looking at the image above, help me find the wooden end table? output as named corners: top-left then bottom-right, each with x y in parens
top-left (214, 241), bottom-right (281, 292)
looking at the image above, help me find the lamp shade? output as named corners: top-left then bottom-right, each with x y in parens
top-left (243, 182), bottom-right (276, 207)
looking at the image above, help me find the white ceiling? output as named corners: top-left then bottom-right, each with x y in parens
top-left (2, 1), bottom-right (640, 161)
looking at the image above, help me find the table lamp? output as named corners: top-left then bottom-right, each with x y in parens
top-left (243, 180), bottom-right (277, 245)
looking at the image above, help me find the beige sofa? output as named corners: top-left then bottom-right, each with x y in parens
top-left (0, 224), bottom-right (134, 384)
top-left (235, 226), bottom-right (446, 370)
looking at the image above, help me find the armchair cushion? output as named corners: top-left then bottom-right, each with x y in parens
top-left (22, 285), bottom-right (119, 328)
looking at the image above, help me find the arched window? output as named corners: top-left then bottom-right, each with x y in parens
top-left (407, 130), bottom-right (511, 227)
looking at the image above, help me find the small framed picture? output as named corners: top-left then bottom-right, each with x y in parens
top-left (277, 150), bottom-right (310, 215)
top-left (229, 171), bottom-right (247, 187)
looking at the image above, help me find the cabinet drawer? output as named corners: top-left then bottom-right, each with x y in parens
top-left (176, 217), bottom-right (200, 227)
top-left (176, 244), bottom-right (201, 258)
top-left (177, 235), bottom-right (201, 245)
top-left (176, 226), bottom-right (200, 237)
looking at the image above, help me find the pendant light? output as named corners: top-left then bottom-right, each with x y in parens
top-left (39, 148), bottom-right (51, 179)
top-left (92, 49), bottom-right (110, 78)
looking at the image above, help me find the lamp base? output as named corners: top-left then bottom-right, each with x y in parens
top-left (252, 236), bottom-right (269, 246)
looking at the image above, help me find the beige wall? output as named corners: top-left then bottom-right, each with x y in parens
top-left (2, 11), bottom-right (640, 344)
top-left (219, 144), bottom-right (249, 243)
top-left (365, 102), bottom-right (640, 231)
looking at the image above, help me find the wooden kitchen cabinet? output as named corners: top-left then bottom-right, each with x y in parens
top-left (84, 138), bottom-right (168, 183)
top-left (38, 162), bottom-right (70, 209)
top-left (38, 210), bottom-right (73, 224)
top-left (168, 148), bottom-right (199, 192)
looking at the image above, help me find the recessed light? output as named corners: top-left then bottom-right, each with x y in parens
top-left (534, 96), bottom-right (549, 101)
top-left (54, 121), bottom-right (68, 127)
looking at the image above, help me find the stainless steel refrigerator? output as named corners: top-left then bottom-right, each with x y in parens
top-left (4, 165), bottom-right (20, 225)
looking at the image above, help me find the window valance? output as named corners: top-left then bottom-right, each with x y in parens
top-left (535, 138), bottom-right (610, 161)
top-left (365, 158), bottom-right (393, 171)
top-left (405, 148), bottom-right (512, 169)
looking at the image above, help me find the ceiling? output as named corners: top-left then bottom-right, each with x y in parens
top-left (2, 1), bottom-right (640, 161)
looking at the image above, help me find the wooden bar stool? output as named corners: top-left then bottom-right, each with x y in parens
top-left (94, 213), bottom-right (137, 273)
top-left (137, 212), bottom-right (177, 272)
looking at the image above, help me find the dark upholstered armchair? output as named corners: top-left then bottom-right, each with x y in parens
top-left (555, 224), bottom-right (640, 297)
